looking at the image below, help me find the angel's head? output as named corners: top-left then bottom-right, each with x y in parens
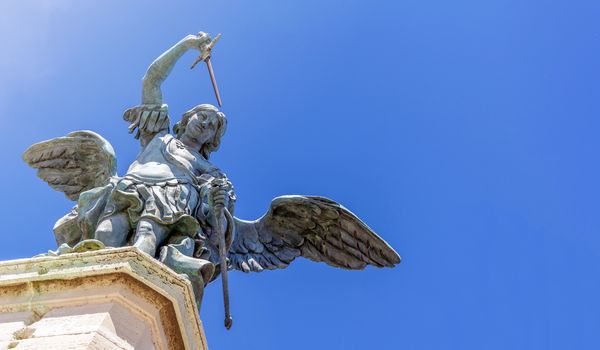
top-left (174, 104), bottom-right (227, 159)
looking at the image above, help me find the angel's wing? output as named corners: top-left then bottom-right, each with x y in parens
top-left (229, 195), bottom-right (401, 273)
top-left (23, 130), bottom-right (117, 201)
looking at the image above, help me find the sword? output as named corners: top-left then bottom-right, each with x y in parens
top-left (191, 33), bottom-right (223, 107)
top-left (211, 177), bottom-right (233, 330)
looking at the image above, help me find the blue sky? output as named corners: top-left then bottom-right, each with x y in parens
top-left (1, 1), bottom-right (599, 349)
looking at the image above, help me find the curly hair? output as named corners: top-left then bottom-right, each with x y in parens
top-left (173, 104), bottom-right (227, 159)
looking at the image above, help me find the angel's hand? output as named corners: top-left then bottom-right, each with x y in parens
top-left (124, 104), bottom-right (169, 138)
top-left (183, 32), bottom-right (212, 52)
top-left (209, 185), bottom-right (228, 208)
top-left (207, 177), bottom-right (236, 209)
top-left (205, 177), bottom-right (235, 243)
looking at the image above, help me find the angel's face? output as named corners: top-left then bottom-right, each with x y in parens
top-left (181, 111), bottom-right (218, 148)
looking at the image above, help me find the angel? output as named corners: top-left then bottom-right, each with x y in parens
top-left (24, 32), bottom-right (230, 303)
top-left (23, 32), bottom-right (401, 329)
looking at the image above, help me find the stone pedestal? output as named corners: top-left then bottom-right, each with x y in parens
top-left (0, 247), bottom-right (208, 349)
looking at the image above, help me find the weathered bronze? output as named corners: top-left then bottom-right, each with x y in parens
top-left (23, 32), bottom-right (401, 330)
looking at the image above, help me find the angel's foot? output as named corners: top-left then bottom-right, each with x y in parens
top-left (33, 239), bottom-right (106, 258)
top-left (34, 243), bottom-right (74, 257)
top-left (158, 244), bottom-right (215, 309)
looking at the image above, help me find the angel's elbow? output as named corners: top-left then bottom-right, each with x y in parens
top-left (142, 64), bottom-right (160, 84)
top-left (142, 71), bottom-right (155, 88)
top-left (141, 76), bottom-right (154, 92)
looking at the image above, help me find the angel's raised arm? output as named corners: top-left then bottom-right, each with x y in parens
top-left (124, 33), bottom-right (213, 146)
top-left (142, 33), bottom-right (212, 105)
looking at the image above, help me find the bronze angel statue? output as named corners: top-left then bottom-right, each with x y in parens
top-left (23, 32), bottom-right (400, 329)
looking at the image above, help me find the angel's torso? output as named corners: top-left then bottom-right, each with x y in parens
top-left (126, 133), bottom-right (217, 183)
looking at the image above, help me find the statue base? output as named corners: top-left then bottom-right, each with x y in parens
top-left (0, 247), bottom-right (207, 349)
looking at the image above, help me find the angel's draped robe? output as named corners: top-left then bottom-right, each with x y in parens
top-left (71, 132), bottom-right (221, 241)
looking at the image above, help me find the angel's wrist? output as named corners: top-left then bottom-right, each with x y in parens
top-left (140, 103), bottom-right (168, 111)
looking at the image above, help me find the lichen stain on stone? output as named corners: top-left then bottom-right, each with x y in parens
top-left (12, 326), bottom-right (34, 340)
top-left (0, 283), bottom-right (29, 298)
top-left (32, 282), bottom-right (44, 295)
top-left (29, 309), bottom-right (45, 325)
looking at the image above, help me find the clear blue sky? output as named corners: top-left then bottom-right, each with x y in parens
top-left (1, 1), bottom-right (599, 349)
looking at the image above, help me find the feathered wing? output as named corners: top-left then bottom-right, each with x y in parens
top-left (23, 130), bottom-right (117, 201)
top-left (229, 195), bottom-right (401, 273)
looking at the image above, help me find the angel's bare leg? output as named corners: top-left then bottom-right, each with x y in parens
top-left (133, 219), bottom-right (169, 256)
top-left (94, 213), bottom-right (130, 247)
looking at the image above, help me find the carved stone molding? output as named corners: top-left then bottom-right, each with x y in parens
top-left (0, 247), bottom-right (207, 350)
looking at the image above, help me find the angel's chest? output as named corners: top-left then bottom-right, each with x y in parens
top-left (169, 140), bottom-right (213, 175)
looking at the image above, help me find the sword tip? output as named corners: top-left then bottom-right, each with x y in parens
top-left (224, 316), bottom-right (233, 330)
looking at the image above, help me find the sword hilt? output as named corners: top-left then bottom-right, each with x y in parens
top-left (190, 33), bottom-right (221, 69)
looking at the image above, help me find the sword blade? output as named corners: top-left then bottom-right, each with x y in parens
top-left (216, 205), bottom-right (233, 330)
top-left (205, 57), bottom-right (223, 107)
